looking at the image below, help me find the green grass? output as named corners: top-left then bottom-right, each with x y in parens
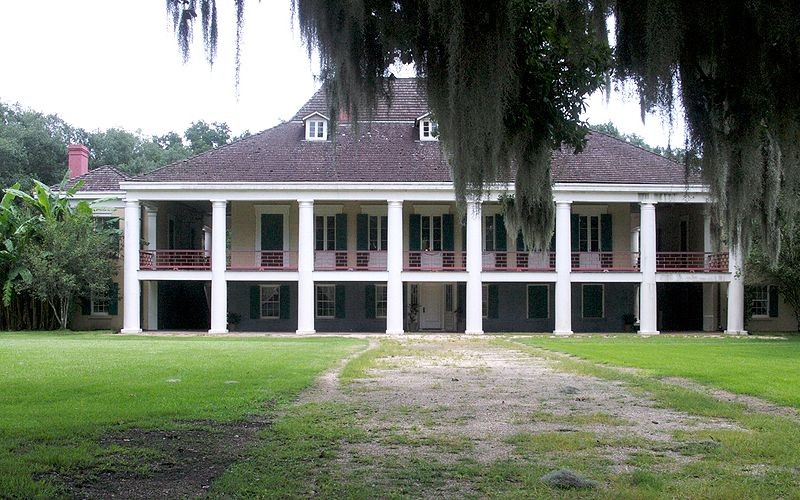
top-left (0, 331), bottom-right (365, 498)
top-left (512, 334), bottom-right (800, 408)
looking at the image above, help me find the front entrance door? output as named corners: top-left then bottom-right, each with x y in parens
top-left (420, 283), bottom-right (442, 330)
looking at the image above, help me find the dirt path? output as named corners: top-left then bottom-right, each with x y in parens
top-left (300, 335), bottom-right (745, 494)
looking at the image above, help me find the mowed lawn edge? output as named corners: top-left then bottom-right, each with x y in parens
top-left (510, 334), bottom-right (800, 409)
top-left (0, 331), bottom-right (367, 498)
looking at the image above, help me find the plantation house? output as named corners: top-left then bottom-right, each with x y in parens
top-left (65, 80), bottom-right (788, 334)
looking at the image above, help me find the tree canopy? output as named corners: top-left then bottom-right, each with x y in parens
top-left (167, 0), bottom-right (800, 256)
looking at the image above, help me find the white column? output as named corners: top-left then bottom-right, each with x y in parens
top-left (297, 200), bottom-right (316, 334)
top-left (465, 200), bottom-right (483, 334)
top-left (639, 202), bottom-right (659, 334)
top-left (725, 229), bottom-right (747, 335)
top-left (121, 199), bottom-right (142, 333)
top-left (554, 201), bottom-right (573, 335)
top-left (702, 207), bottom-right (716, 331)
top-left (631, 225), bottom-right (641, 323)
top-left (386, 200), bottom-right (404, 334)
top-left (144, 205), bottom-right (158, 331)
top-left (209, 200), bottom-right (228, 334)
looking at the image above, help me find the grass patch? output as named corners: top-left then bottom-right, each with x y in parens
top-left (513, 410), bottom-right (629, 426)
top-left (0, 331), bottom-right (364, 497)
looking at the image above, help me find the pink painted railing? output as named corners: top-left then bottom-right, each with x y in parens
top-left (571, 252), bottom-right (640, 271)
top-left (482, 251), bottom-right (556, 271)
top-left (656, 252), bottom-right (729, 272)
top-left (314, 250), bottom-right (388, 271)
top-left (404, 251), bottom-right (466, 271)
top-left (139, 250), bottom-right (211, 270)
top-left (228, 251), bottom-right (297, 270)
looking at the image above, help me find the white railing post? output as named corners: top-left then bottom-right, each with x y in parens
top-left (297, 200), bottom-right (316, 334)
top-left (554, 201), bottom-right (573, 335)
top-left (386, 200), bottom-right (404, 334)
top-left (465, 200), bottom-right (483, 334)
top-left (209, 200), bottom-right (228, 334)
top-left (121, 199), bottom-right (142, 333)
top-left (639, 201), bottom-right (659, 335)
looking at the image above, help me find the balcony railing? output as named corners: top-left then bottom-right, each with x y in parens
top-left (404, 251), bottom-right (466, 271)
top-left (656, 252), bottom-right (729, 272)
top-left (571, 252), bottom-right (640, 271)
top-left (482, 251), bottom-right (555, 271)
top-left (314, 250), bottom-right (388, 271)
top-left (228, 251), bottom-right (298, 270)
top-left (139, 250), bottom-right (211, 270)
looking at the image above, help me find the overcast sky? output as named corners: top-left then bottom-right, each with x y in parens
top-left (0, 0), bottom-right (685, 148)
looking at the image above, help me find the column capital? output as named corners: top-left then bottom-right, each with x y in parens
top-left (124, 199), bottom-right (140, 207)
top-left (555, 200), bottom-right (572, 208)
top-left (210, 199), bottom-right (227, 207)
top-left (298, 200), bottom-right (314, 208)
top-left (387, 200), bottom-right (403, 208)
top-left (143, 204), bottom-right (158, 214)
top-left (639, 201), bottom-right (657, 209)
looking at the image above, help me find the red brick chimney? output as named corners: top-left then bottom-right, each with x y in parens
top-left (67, 144), bottom-right (89, 179)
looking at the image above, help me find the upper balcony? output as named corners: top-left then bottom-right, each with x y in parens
top-left (140, 250), bottom-right (211, 270)
top-left (314, 250), bottom-right (387, 271)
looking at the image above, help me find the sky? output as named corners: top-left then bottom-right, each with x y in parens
top-left (0, 0), bottom-right (685, 148)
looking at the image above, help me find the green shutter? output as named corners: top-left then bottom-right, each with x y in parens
top-left (582, 285), bottom-right (603, 318)
top-left (769, 285), bottom-right (779, 318)
top-left (443, 214), bottom-right (454, 251)
top-left (516, 232), bottom-right (526, 252)
top-left (488, 284), bottom-right (499, 319)
top-left (81, 297), bottom-right (91, 315)
top-left (356, 214), bottom-right (368, 250)
top-left (250, 286), bottom-right (260, 319)
top-left (335, 214), bottom-right (347, 250)
top-left (571, 214), bottom-right (580, 252)
top-left (108, 283), bottom-right (119, 316)
top-left (279, 284), bottom-right (291, 319)
top-left (601, 213), bottom-right (613, 252)
top-left (409, 214), bottom-right (421, 251)
top-left (495, 214), bottom-right (507, 251)
top-left (365, 284), bottom-right (376, 319)
top-left (549, 232), bottom-right (556, 252)
top-left (335, 285), bottom-right (346, 318)
top-left (461, 218), bottom-right (467, 251)
top-left (457, 283), bottom-right (466, 312)
top-left (261, 214), bottom-right (283, 250)
top-left (528, 285), bottom-right (548, 319)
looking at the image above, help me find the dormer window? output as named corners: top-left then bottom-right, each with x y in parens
top-left (303, 112), bottom-right (329, 141)
top-left (416, 112), bottom-right (438, 141)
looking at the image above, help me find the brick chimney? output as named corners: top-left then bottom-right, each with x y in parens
top-left (67, 144), bottom-right (89, 179)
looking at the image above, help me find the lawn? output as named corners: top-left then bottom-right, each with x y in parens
top-left (0, 331), bottom-right (365, 498)
top-left (512, 334), bottom-right (800, 408)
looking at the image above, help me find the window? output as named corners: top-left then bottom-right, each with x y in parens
top-left (316, 284), bottom-right (336, 318)
top-left (260, 285), bottom-right (281, 319)
top-left (482, 284), bottom-right (489, 318)
top-left (750, 285), bottom-right (769, 318)
top-left (306, 119), bottom-right (328, 140)
top-left (90, 294), bottom-right (110, 316)
top-left (368, 215), bottom-right (388, 250)
top-left (420, 119), bottom-right (438, 141)
top-left (375, 284), bottom-right (388, 318)
top-left (578, 215), bottom-right (600, 252)
top-left (582, 284), bottom-right (604, 318)
top-left (485, 215), bottom-right (497, 251)
top-left (527, 285), bottom-right (549, 319)
top-left (420, 215), bottom-right (443, 251)
top-left (315, 215), bottom-right (337, 250)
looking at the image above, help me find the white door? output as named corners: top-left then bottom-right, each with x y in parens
top-left (420, 284), bottom-right (443, 330)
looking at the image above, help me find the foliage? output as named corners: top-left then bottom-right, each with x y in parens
top-left (184, 120), bottom-right (231, 154)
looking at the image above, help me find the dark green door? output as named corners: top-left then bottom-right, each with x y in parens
top-left (261, 214), bottom-right (284, 250)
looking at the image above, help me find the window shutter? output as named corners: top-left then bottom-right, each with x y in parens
top-left (601, 214), bottom-right (613, 252)
top-left (583, 285), bottom-right (603, 318)
top-left (461, 218), bottom-right (467, 251)
top-left (571, 214), bottom-right (580, 252)
top-left (495, 214), bottom-right (507, 251)
top-left (443, 214), bottom-right (454, 251)
top-left (356, 214), bottom-right (368, 250)
top-left (335, 285), bottom-right (346, 318)
top-left (280, 284), bottom-right (291, 319)
top-left (81, 297), bottom-right (91, 315)
top-left (365, 285), bottom-right (376, 319)
top-left (528, 285), bottom-right (548, 319)
top-left (335, 214), bottom-right (348, 250)
top-left (516, 232), bottom-right (526, 252)
top-left (769, 285), bottom-right (779, 318)
top-left (488, 284), bottom-right (499, 319)
top-left (549, 232), bottom-right (556, 252)
top-left (250, 286), bottom-right (260, 319)
top-left (409, 214), bottom-right (421, 251)
top-left (457, 283), bottom-right (466, 312)
top-left (108, 283), bottom-right (119, 316)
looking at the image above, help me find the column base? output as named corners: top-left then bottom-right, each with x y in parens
top-left (553, 330), bottom-right (573, 336)
top-left (638, 330), bottom-right (660, 336)
top-left (208, 328), bottom-right (229, 334)
top-left (724, 329), bottom-right (748, 336)
top-left (120, 328), bottom-right (142, 334)
top-left (385, 329), bottom-right (404, 335)
top-left (296, 329), bottom-right (316, 335)
top-left (464, 329), bottom-right (484, 335)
